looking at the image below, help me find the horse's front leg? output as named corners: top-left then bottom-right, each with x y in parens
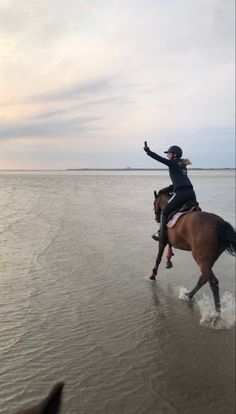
top-left (185, 275), bottom-right (207, 300)
top-left (150, 242), bottom-right (166, 280)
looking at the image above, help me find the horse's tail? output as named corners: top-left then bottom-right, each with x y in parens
top-left (218, 220), bottom-right (236, 256)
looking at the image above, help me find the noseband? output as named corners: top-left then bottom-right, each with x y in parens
top-left (153, 192), bottom-right (161, 223)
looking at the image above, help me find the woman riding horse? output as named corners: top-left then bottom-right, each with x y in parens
top-left (143, 141), bottom-right (197, 243)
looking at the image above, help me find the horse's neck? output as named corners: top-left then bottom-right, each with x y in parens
top-left (160, 195), bottom-right (170, 210)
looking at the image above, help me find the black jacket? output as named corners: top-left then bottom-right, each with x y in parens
top-left (145, 149), bottom-right (193, 192)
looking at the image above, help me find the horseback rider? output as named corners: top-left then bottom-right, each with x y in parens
top-left (143, 141), bottom-right (197, 243)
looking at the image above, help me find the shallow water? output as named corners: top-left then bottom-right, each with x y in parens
top-left (0, 170), bottom-right (235, 414)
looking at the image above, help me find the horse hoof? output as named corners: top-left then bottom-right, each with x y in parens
top-left (184, 292), bottom-right (191, 301)
top-left (149, 275), bottom-right (156, 281)
top-left (166, 261), bottom-right (173, 269)
top-left (211, 313), bottom-right (221, 327)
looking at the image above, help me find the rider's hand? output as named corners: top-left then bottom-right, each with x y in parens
top-left (144, 141), bottom-right (149, 152)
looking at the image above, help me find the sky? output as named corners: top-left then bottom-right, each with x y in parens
top-left (0, 0), bottom-right (235, 169)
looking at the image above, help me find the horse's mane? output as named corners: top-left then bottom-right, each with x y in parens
top-left (154, 187), bottom-right (173, 200)
top-left (157, 186), bottom-right (173, 197)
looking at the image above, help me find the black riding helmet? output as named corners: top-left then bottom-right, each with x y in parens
top-left (164, 145), bottom-right (183, 158)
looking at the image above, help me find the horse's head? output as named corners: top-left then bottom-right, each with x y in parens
top-left (153, 188), bottom-right (172, 223)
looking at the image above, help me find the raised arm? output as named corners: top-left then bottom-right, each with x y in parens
top-left (143, 141), bottom-right (171, 167)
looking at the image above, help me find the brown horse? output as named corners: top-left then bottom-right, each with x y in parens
top-left (150, 188), bottom-right (236, 315)
top-left (15, 382), bottom-right (64, 414)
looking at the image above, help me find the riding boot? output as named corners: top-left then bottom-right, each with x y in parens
top-left (159, 214), bottom-right (168, 243)
top-left (152, 214), bottom-right (168, 243)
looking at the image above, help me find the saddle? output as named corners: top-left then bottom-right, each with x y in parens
top-left (167, 201), bottom-right (201, 228)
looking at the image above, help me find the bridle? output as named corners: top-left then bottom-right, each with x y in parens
top-left (153, 189), bottom-right (172, 223)
top-left (153, 191), bottom-right (161, 223)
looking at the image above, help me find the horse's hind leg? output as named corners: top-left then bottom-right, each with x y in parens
top-left (187, 265), bottom-right (221, 314)
top-left (166, 244), bottom-right (174, 269)
top-left (209, 273), bottom-right (221, 314)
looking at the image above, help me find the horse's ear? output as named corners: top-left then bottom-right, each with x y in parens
top-left (154, 190), bottom-right (158, 199)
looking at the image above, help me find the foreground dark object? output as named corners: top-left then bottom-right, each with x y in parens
top-left (16, 382), bottom-right (64, 414)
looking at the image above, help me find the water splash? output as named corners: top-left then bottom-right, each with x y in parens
top-left (178, 287), bottom-right (235, 329)
top-left (178, 286), bottom-right (189, 301)
top-left (197, 292), bottom-right (235, 330)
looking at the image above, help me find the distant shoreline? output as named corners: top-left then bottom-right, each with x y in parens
top-left (0, 168), bottom-right (235, 172)
top-left (0, 167), bottom-right (236, 173)
top-left (66, 168), bottom-right (235, 171)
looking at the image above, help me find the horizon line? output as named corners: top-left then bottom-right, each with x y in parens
top-left (0, 167), bottom-right (235, 172)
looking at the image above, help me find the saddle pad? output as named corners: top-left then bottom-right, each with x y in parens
top-left (167, 207), bottom-right (197, 228)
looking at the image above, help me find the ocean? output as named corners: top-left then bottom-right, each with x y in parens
top-left (0, 170), bottom-right (235, 414)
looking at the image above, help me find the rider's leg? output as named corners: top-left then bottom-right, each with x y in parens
top-left (159, 213), bottom-right (168, 243)
top-left (152, 212), bottom-right (168, 243)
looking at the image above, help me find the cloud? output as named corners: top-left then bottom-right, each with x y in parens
top-left (0, 0), bottom-right (234, 168)
top-left (30, 77), bottom-right (114, 102)
top-left (32, 94), bottom-right (131, 120)
top-left (0, 116), bottom-right (101, 140)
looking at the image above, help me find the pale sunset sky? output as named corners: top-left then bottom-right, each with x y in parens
top-left (0, 0), bottom-right (235, 169)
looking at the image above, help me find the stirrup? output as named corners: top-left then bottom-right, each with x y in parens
top-left (152, 230), bottom-right (160, 241)
top-left (151, 232), bottom-right (168, 243)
